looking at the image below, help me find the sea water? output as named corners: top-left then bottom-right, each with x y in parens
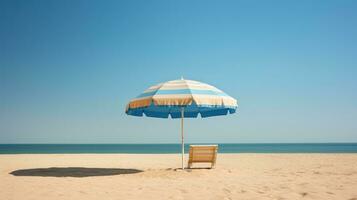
top-left (1, 143), bottom-right (357, 154)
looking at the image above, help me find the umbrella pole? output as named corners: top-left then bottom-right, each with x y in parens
top-left (181, 107), bottom-right (184, 170)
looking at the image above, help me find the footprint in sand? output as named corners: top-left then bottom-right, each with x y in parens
top-left (300, 192), bottom-right (308, 197)
top-left (280, 185), bottom-right (288, 189)
top-left (298, 182), bottom-right (308, 186)
top-left (179, 189), bottom-right (188, 194)
top-left (223, 188), bottom-right (231, 194)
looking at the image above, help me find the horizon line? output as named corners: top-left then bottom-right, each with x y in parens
top-left (1, 142), bottom-right (357, 145)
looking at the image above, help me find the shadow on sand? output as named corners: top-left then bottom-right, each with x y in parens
top-left (10, 167), bottom-right (143, 177)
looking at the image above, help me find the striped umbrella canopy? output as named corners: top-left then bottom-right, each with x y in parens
top-left (125, 78), bottom-right (238, 169)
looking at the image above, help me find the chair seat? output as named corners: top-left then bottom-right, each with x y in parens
top-left (188, 145), bottom-right (218, 169)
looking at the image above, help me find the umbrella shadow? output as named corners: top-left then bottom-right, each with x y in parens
top-left (10, 167), bottom-right (143, 177)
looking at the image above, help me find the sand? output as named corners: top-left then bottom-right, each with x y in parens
top-left (1, 154), bottom-right (357, 200)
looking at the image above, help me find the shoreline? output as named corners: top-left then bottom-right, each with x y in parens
top-left (2, 152), bottom-right (357, 155)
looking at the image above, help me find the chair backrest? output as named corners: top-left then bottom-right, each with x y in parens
top-left (188, 145), bottom-right (218, 164)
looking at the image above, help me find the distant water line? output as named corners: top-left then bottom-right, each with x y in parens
top-left (1, 143), bottom-right (357, 154)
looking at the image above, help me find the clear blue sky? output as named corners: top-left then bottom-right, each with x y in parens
top-left (1, 0), bottom-right (357, 143)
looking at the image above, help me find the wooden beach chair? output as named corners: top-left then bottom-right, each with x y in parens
top-left (188, 145), bottom-right (218, 169)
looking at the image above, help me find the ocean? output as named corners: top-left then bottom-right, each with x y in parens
top-left (0, 143), bottom-right (357, 154)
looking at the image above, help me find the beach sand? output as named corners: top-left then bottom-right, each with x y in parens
top-left (1, 154), bottom-right (357, 200)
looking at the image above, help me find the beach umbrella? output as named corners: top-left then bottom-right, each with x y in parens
top-left (125, 78), bottom-right (238, 169)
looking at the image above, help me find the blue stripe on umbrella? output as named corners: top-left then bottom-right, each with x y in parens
top-left (126, 102), bottom-right (237, 118)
